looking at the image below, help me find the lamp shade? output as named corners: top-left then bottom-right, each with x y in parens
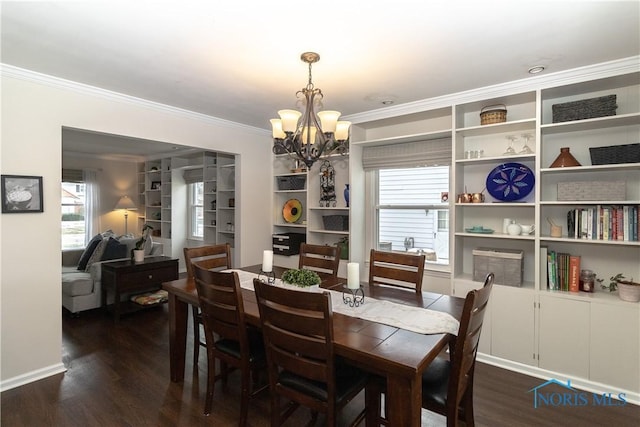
top-left (115, 195), bottom-right (137, 210)
top-left (335, 121), bottom-right (351, 141)
top-left (317, 110), bottom-right (340, 133)
top-left (270, 119), bottom-right (286, 139)
top-left (278, 109), bottom-right (302, 133)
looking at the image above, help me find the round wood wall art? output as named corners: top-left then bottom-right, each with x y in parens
top-left (283, 199), bottom-right (302, 223)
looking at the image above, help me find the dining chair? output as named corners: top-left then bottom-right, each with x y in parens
top-left (368, 249), bottom-right (426, 292)
top-left (366, 273), bottom-right (494, 427)
top-left (253, 278), bottom-right (368, 427)
top-left (193, 266), bottom-right (267, 424)
top-left (184, 244), bottom-right (232, 366)
top-left (298, 243), bottom-right (340, 279)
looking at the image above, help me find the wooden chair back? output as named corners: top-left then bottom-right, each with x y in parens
top-left (368, 249), bottom-right (426, 292)
top-left (298, 243), bottom-right (340, 278)
top-left (184, 244), bottom-right (232, 279)
top-left (253, 278), bottom-right (339, 424)
top-left (194, 267), bottom-right (247, 347)
top-left (184, 244), bottom-right (233, 366)
top-left (194, 266), bottom-right (266, 423)
top-left (423, 272), bottom-right (494, 426)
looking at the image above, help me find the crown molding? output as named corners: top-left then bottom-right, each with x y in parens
top-left (0, 63), bottom-right (269, 136)
top-left (345, 56), bottom-right (640, 124)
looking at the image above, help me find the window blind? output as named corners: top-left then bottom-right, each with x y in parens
top-left (62, 169), bottom-right (83, 183)
top-left (362, 137), bottom-right (452, 170)
top-left (183, 168), bottom-right (203, 184)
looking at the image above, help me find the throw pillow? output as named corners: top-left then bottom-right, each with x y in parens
top-left (101, 237), bottom-right (128, 261)
top-left (77, 233), bottom-right (103, 271)
top-left (117, 237), bottom-right (138, 256)
top-left (85, 238), bottom-right (111, 271)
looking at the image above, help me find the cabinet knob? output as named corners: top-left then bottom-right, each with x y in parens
top-left (148, 275), bottom-right (153, 279)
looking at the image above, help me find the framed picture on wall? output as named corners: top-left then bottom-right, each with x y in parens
top-left (1, 175), bottom-right (44, 213)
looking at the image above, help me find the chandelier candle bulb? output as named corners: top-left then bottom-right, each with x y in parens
top-left (347, 262), bottom-right (360, 289)
top-left (262, 250), bottom-right (273, 273)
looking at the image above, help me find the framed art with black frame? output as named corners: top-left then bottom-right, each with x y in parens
top-left (1, 175), bottom-right (44, 213)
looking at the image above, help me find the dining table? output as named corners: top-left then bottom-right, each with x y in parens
top-left (162, 265), bottom-right (464, 427)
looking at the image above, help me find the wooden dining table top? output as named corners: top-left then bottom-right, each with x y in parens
top-left (163, 264), bottom-right (465, 378)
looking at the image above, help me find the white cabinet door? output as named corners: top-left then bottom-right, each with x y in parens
top-left (538, 295), bottom-right (589, 378)
top-left (590, 302), bottom-right (640, 393)
top-left (491, 286), bottom-right (536, 366)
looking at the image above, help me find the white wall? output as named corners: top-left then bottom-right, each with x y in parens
top-left (0, 68), bottom-right (272, 388)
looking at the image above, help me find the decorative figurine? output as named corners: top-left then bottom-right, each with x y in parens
top-left (319, 160), bottom-right (336, 207)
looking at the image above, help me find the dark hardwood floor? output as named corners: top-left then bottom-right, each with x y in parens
top-left (1, 305), bottom-right (638, 426)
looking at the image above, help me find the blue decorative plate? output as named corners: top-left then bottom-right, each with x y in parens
top-left (486, 162), bottom-right (535, 202)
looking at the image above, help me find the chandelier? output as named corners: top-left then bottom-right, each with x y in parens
top-left (270, 52), bottom-right (351, 168)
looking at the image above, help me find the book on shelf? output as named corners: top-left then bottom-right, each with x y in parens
top-left (565, 205), bottom-right (639, 241)
top-left (547, 250), bottom-right (557, 291)
top-left (569, 255), bottom-right (581, 292)
top-left (540, 246), bottom-right (548, 290)
top-left (547, 250), bottom-right (581, 292)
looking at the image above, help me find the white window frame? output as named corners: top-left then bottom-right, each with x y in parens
top-left (188, 181), bottom-right (204, 239)
top-left (61, 181), bottom-right (87, 250)
top-left (366, 166), bottom-right (451, 272)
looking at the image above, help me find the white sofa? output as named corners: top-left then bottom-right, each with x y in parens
top-left (62, 238), bottom-right (163, 314)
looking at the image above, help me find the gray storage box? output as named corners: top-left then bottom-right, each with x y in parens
top-left (557, 181), bottom-right (626, 201)
top-left (473, 247), bottom-right (524, 287)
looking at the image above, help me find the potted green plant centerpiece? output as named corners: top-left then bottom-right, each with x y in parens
top-left (600, 273), bottom-right (640, 302)
top-left (132, 224), bottom-right (153, 262)
top-left (281, 268), bottom-right (321, 289)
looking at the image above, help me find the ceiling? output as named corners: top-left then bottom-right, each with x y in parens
top-left (2, 1), bottom-right (639, 158)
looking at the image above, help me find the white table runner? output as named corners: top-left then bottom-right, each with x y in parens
top-left (228, 269), bottom-right (460, 336)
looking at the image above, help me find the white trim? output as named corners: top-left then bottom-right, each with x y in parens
top-left (344, 56), bottom-right (640, 124)
top-left (477, 353), bottom-right (640, 406)
top-left (0, 363), bottom-right (67, 392)
top-left (0, 63), bottom-right (270, 137)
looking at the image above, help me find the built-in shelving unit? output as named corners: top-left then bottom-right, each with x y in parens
top-left (138, 150), bottom-right (238, 267)
top-left (272, 153), bottom-right (350, 273)
top-left (343, 67), bottom-right (640, 399)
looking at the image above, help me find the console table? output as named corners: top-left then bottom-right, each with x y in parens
top-left (101, 256), bottom-right (179, 322)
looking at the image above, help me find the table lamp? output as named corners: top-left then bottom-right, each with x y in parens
top-left (114, 195), bottom-right (137, 235)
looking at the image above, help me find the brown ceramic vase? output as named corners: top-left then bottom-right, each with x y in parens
top-left (550, 147), bottom-right (581, 168)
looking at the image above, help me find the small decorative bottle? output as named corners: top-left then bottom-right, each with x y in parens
top-left (550, 147), bottom-right (581, 168)
top-left (344, 184), bottom-right (350, 207)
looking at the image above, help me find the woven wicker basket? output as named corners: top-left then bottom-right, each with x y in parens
top-left (552, 94), bottom-right (617, 123)
top-left (480, 104), bottom-right (507, 125)
top-left (277, 175), bottom-right (306, 190)
top-left (589, 143), bottom-right (640, 165)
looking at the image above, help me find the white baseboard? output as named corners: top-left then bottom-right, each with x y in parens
top-left (477, 353), bottom-right (639, 406)
top-left (0, 363), bottom-right (67, 392)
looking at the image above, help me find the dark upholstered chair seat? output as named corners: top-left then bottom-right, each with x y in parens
top-left (279, 362), bottom-right (368, 403)
top-left (421, 357), bottom-right (451, 407)
top-left (215, 335), bottom-right (265, 364)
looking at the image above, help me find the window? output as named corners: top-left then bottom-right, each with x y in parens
top-left (375, 166), bottom-right (450, 266)
top-left (189, 182), bottom-right (204, 238)
top-left (61, 181), bottom-right (86, 249)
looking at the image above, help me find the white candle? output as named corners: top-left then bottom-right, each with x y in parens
top-left (262, 250), bottom-right (273, 273)
top-left (347, 262), bottom-right (360, 289)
